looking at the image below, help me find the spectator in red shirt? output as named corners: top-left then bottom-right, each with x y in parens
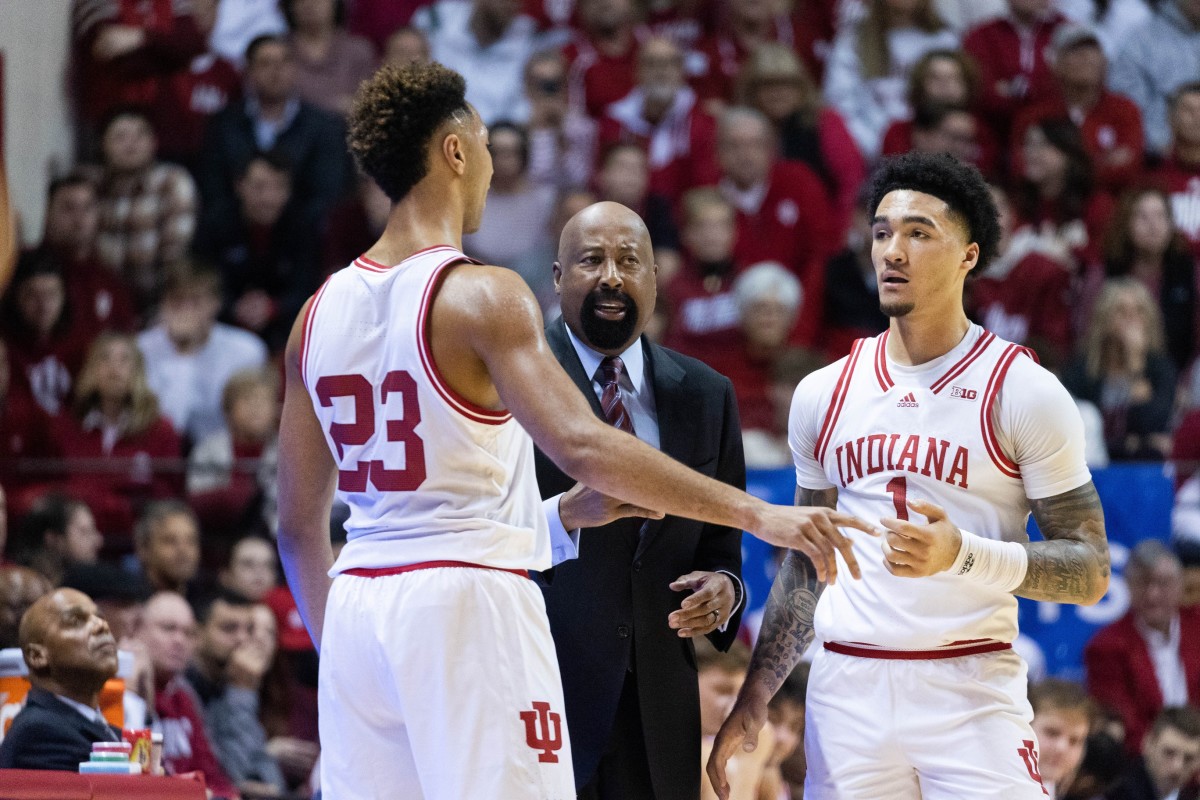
top-left (712, 106), bottom-right (834, 346)
top-left (1092, 187), bottom-right (1198, 371)
top-left (0, 341), bottom-right (56, 508)
top-left (1, 250), bottom-right (91, 417)
top-left (691, 0), bottom-right (805, 111)
top-left (598, 36), bottom-right (720, 200)
top-left (907, 103), bottom-right (1000, 179)
top-left (1011, 23), bottom-right (1144, 192)
top-left (1015, 117), bottom-right (1114, 267)
top-left (70, 0), bottom-right (205, 150)
top-left (49, 333), bottom-right (183, 545)
top-left (880, 48), bottom-right (999, 174)
top-left (136, 590), bottom-right (238, 796)
top-left (663, 188), bottom-right (743, 358)
top-left (1152, 82), bottom-right (1200, 257)
top-left (564, 0), bottom-right (646, 119)
top-left (967, 184), bottom-right (1075, 371)
top-left (738, 42), bottom-right (865, 238)
top-left (40, 175), bottom-right (137, 334)
top-left (963, 0), bottom-right (1066, 139)
top-left (593, 142), bottom-right (681, 256)
top-left (157, 0), bottom-right (242, 171)
top-left (347, 0), bottom-right (428, 55)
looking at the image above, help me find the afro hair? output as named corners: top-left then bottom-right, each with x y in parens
top-left (866, 152), bottom-right (1001, 275)
top-left (347, 62), bottom-right (470, 203)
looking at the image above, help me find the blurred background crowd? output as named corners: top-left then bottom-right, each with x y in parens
top-left (1, 0), bottom-right (1200, 797)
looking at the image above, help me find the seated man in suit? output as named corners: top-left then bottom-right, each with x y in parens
top-left (535, 200), bottom-right (746, 800)
top-left (0, 588), bottom-right (121, 770)
top-left (1107, 706), bottom-right (1200, 800)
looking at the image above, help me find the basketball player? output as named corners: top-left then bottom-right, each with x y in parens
top-left (274, 64), bottom-right (879, 800)
top-left (708, 152), bottom-right (1111, 800)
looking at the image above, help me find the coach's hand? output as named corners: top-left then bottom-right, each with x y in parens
top-left (668, 571), bottom-right (735, 637)
top-left (558, 483), bottom-right (664, 530)
top-left (707, 694), bottom-right (769, 800)
top-left (753, 505), bottom-right (880, 585)
top-left (880, 499), bottom-right (962, 578)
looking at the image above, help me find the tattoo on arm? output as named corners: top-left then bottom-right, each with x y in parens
top-left (744, 487), bottom-right (836, 696)
top-left (1018, 482), bottom-right (1110, 605)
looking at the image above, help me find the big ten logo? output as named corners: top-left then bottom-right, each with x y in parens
top-left (950, 386), bottom-right (978, 400)
top-left (1036, 541), bottom-right (1131, 626)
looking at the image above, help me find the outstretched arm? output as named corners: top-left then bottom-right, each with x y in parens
top-left (706, 486), bottom-right (836, 800)
top-left (1017, 481), bottom-right (1109, 605)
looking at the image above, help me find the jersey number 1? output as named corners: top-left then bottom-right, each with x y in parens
top-left (316, 371), bottom-right (427, 492)
top-left (886, 477), bottom-right (909, 521)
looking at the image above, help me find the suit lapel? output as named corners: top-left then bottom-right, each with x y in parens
top-left (635, 341), bottom-right (690, 559)
top-left (546, 318), bottom-right (606, 419)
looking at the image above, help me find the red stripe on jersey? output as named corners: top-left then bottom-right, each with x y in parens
top-left (417, 257), bottom-right (513, 426)
top-left (353, 245), bottom-right (458, 273)
top-left (299, 278), bottom-right (332, 391)
top-left (874, 330), bottom-right (893, 392)
top-left (931, 331), bottom-right (997, 394)
top-left (824, 640), bottom-right (1012, 660)
top-left (981, 344), bottom-right (1024, 478)
top-left (344, 560), bottom-right (530, 579)
top-left (815, 339), bottom-right (865, 463)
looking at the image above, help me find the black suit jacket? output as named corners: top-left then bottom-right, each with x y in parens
top-left (535, 318), bottom-right (746, 800)
top-left (0, 687), bottom-right (122, 770)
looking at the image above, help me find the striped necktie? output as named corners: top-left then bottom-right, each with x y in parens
top-left (597, 356), bottom-right (636, 435)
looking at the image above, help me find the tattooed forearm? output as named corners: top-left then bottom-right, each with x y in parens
top-left (742, 487), bottom-right (835, 698)
top-left (1017, 482), bottom-right (1110, 605)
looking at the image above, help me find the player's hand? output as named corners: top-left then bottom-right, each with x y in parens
top-left (880, 498), bottom-right (962, 578)
top-left (706, 695), bottom-right (769, 800)
top-left (750, 504), bottom-right (881, 584)
top-left (668, 571), bottom-right (734, 637)
top-left (558, 482), bottom-right (664, 530)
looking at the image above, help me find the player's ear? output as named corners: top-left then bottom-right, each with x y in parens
top-left (962, 242), bottom-right (980, 274)
top-left (441, 133), bottom-right (466, 176)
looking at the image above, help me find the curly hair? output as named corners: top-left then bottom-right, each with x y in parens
top-left (867, 152), bottom-right (1001, 274)
top-left (347, 63), bottom-right (471, 203)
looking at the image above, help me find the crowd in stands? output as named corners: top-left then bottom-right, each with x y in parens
top-left (3, 0), bottom-right (1200, 796)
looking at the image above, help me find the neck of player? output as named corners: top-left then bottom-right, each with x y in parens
top-left (886, 305), bottom-right (971, 367)
top-left (364, 185), bottom-right (466, 266)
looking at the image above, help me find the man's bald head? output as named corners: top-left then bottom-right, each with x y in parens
top-left (554, 201), bottom-right (657, 355)
top-left (18, 588), bottom-right (117, 695)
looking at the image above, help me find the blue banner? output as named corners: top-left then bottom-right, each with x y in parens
top-left (742, 464), bottom-right (1174, 678)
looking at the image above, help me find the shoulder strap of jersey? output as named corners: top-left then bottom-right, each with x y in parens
top-left (814, 337), bottom-right (867, 463)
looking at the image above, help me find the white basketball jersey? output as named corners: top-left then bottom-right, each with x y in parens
top-left (791, 324), bottom-right (1089, 650)
top-left (300, 246), bottom-right (551, 573)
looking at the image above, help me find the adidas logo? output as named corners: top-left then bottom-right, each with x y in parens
top-left (897, 392), bottom-right (919, 408)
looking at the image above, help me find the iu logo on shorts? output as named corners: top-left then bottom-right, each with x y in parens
top-left (520, 701), bottom-right (564, 763)
top-left (1017, 740), bottom-right (1049, 795)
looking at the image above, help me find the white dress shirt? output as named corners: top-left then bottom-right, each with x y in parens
top-left (1139, 614), bottom-right (1190, 706)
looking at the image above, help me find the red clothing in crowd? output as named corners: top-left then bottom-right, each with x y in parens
top-left (61, 254), bottom-right (139, 334)
top-left (800, 107), bottom-right (866, 237)
top-left (789, 0), bottom-right (838, 84)
top-left (71, 0), bottom-right (205, 129)
top-left (347, 0), bottom-right (428, 53)
top-left (564, 28), bottom-right (648, 119)
top-left (644, 0), bottom-right (719, 53)
top-left (1085, 607), bottom-right (1200, 754)
top-left (967, 251), bottom-right (1075, 369)
top-left (718, 160), bottom-right (833, 347)
top-left (691, 15), bottom-right (801, 105)
top-left (662, 258), bottom-right (742, 359)
top-left (1011, 91), bottom-right (1145, 191)
top-left (597, 89), bottom-right (720, 199)
top-left (155, 676), bottom-right (238, 797)
top-left (0, 394), bottom-right (56, 513)
top-left (50, 413), bottom-right (182, 548)
top-left (703, 341), bottom-right (775, 433)
top-left (962, 13), bottom-right (1065, 135)
top-left (2, 331), bottom-right (90, 418)
top-left (1017, 191), bottom-right (1116, 267)
top-left (263, 586), bottom-right (320, 743)
top-left (157, 53), bottom-right (242, 167)
top-left (1172, 408), bottom-right (1200, 487)
top-left (879, 115), bottom-right (1002, 179)
top-left (1152, 153), bottom-right (1200, 257)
